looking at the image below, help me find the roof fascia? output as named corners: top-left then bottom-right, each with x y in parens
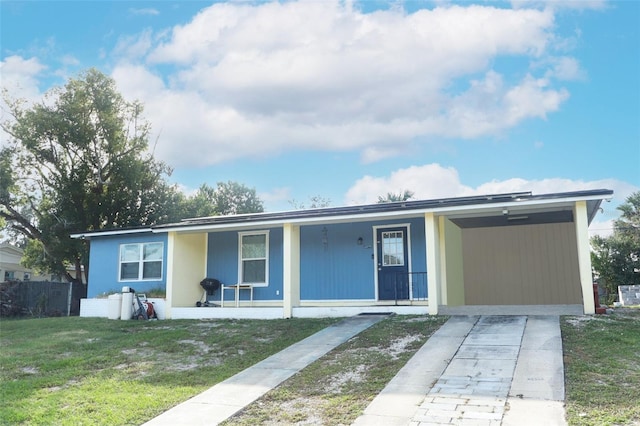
top-left (70, 228), bottom-right (153, 239)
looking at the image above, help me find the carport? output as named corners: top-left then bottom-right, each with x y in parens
top-left (426, 190), bottom-right (612, 315)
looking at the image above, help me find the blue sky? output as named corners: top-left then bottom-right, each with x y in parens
top-left (1, 0), bottom-right (638, 235)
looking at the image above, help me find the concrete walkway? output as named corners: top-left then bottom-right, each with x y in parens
top-left (354, 315), bottom-right (566, 426)
top-left (142, 314), bottom-right (384, 426)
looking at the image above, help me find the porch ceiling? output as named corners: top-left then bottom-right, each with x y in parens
top-left (450, 210), bottom-right (574, 229)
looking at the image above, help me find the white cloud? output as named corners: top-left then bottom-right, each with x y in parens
top-left (345, 164), bottom-right (474, 204)
top-left (0, 56), bottom-right (47, 148)
top-left (548, 56), bottom-right (585, 81)
top-left (344, 163), bottom-right (638, 209)
top-left (510, 0), bottom-right (608, 11)
top-left (0, 55), bottom-right (46, 102)
top-left (259, 187), bottom-right (292, 210)
top-left (60, 55), bottom-right (80, 66)
top-left (129, 8), bottom-right (160, 16)
top-left (113, 29), bottom-right (155, 61)
top-left (588, 218), bottom-right (614, 238)
top-left (108, 1), bottom-right (578, 167)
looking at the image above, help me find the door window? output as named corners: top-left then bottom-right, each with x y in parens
top-left (381, 231), bottom-right (405, 266)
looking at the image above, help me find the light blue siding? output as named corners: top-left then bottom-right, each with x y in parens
top-left (206, 228), bottom-right (283, 302)
top-left (300, 218), bottom-right (428, 300)
top-left (85, 218), bottom-right (428, 301)
top-left (87, 232), bottom-right (168, 297)
top-left (300, 222), bottom-right (375, 300)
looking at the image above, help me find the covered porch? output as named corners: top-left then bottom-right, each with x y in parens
top-left (160, 191), bottom-right (607, 319)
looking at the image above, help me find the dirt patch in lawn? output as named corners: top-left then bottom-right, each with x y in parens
top-left (222, 315), bottom-right (448, 426)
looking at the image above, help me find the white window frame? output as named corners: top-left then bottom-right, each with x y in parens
top-left (118, 242), bottom-right (164, 282)
top-left (372, 224), bottom-right (414, 301)
top-left (238, 231), bottom-right (269, 287)
top-left (381, 230), bottom-right (406, 267)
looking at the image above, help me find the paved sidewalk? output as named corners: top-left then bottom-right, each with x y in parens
top-left (143, 314), bottom-right (385, 426)
top-left (354, 315), bottom-right (567, 426)
top-left (353, 316), bottom-right (477, 426)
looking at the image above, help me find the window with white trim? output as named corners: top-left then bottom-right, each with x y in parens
top-left (381, 230), bottom-right (405, 266)
top-left (119, 242), bottom-right (163, 281)
top-left (239, 231), bottom-right (269, 285)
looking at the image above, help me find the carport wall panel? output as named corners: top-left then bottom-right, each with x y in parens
top-left (462, 222), bottom-right (582, 305)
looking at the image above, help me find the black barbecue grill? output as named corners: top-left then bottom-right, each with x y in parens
top-left (196, 278), bottom-right (222, 307)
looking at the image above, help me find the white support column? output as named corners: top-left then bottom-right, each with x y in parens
top-left (438, 216), bottom-right (448, 306)
top-left (574, 201), bottom-right (595, 314)
top-left (283, 223), bottom-right (300, 319)
top-left (425, 213), bottom-right (441, 315)
top-left (165, 231), bottom-right (175, 319)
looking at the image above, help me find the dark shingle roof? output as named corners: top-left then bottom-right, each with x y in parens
top-left (71, 189), bottom-right (613, 238)
top-left (154, 189), bottom-right (612, 229)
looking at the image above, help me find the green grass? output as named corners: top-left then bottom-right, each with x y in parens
top-left (6, 310), bottom-right (637, 426)
top-left (222, 314), bottom-right (449, 425)
top-left (0, 316), bottom-right (338, 425)
top-left (562, 308), bottom-right (640, 426)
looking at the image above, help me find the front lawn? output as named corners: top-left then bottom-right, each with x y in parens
top-left (0, 316), bottom-right (338, 425)
top-left (562, 308), bottom-right (640, 426)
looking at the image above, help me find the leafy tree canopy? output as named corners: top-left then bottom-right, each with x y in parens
top-left (1, 69), bottom-right (182, 282)
top-left (289, 195), bottom-right (331, 210)
top-left (1, 69), bottom-right (266, 284)
top-left (182, 182), bottom-right (264, 218)
top-left (591, 191), bottom-right (640, 297)
top-left (377, 190), bottom-right (415, 203)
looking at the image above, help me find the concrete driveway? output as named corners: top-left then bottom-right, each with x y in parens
top-left (144, 314), bottom-right (566, 426)
top-left (354, 315), bottom-right (566, 426)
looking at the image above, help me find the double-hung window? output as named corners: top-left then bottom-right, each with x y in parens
top-left (239, 231), bottom-right (268, 285)
top-left (119, 242), bottom-right (163, 281)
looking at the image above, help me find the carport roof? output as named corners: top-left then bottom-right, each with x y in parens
top-left (71, 189), bottom-right (613, 238)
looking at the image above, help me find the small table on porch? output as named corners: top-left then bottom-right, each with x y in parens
top-left (221, 284), bottom-right (254, 307)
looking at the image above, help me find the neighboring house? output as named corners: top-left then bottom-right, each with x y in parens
top-left (0, 243), bottom-right (85, 283)
top-left (0, 243), bottom-right (54, 282)
top-left (72, 189), bottom-right (612, 319)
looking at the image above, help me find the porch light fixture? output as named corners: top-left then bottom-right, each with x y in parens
top-left (357, 237), bottom-right (363, 245)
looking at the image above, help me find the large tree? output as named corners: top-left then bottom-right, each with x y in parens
top-left (591, 191), bottom-right (640, 298)
top-left (1, 69), bottom-right (182, 283)
top-left (182, 182), bottom-right (264, 218)
top-left (213, 180), bottom-right (264, 215)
